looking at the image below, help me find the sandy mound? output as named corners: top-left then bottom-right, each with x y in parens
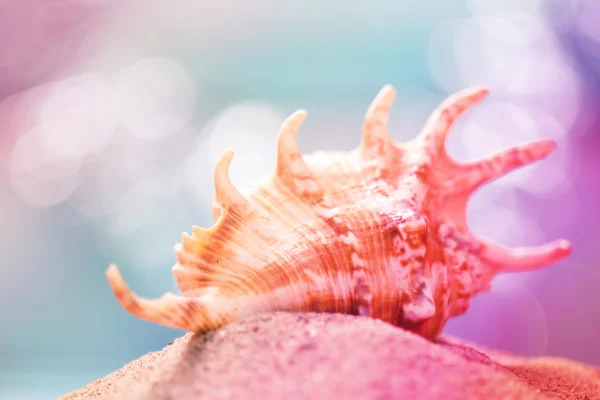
top-left (60, 313), bottom-right (600, 400)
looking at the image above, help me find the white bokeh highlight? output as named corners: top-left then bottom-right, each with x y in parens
top-left (37, 73), bottom-right (115, 159)
top-left (8, 165), bottom-right (79, 209)
top-left (187, 102), bottom-right (284, 207)
top-left (468, 0), bottom-right (545, 16)
top-left (6, 56), bottom-right (197, 212)
top-left (429, 13), bottom-right (581, 127)
top-left (111, 57), bottom-right (197, 141)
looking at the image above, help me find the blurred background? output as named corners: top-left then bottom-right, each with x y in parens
top-left (0, 0), bottom-right (599, 398)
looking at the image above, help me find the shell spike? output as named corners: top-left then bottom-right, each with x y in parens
top-left (192, 225), bottom-right (212, 243)
top-left (276, 110), bottom-right (309, 177)
top-left (419, 86), bottom-right (488, 152)
top-left (360, 85), bottom-right (397, 159)
top-left (480, 238), bottom-right (572, 272)
top-left (181, 232), bottom-right (202, 253)
top-left (448, 139), bottom-right (557, 194)
top-left (275, 110), bottom-right (324, 200)
top-left (106, 264), bottom-right (224, 331)
top-left (213, 149), bottom-right (249, 210)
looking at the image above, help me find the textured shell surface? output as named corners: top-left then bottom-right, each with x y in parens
top-left (106, 85), bottom-right (571, 339)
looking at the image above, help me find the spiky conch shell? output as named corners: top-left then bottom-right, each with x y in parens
top-left (106, 85), bottom-right (571, 339)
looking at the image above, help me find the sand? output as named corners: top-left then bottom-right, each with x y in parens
top-left (60, 312), bottom-right (600, 400)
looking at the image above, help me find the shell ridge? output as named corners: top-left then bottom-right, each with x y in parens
top-left (320, 207), bottom-right (372, 316)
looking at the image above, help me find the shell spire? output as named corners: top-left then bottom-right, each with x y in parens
top-left (276, 110), bottom-right (309, 178)
top-left (106, 84), bottom-right (571, 340)
top-left (106, 264), bottom-right (219, 331)
top-left (275, 110), bottom-right (323, 201)
top-left (213, 149), bottom-right (249, 212)
top-left (446, 139), bottom-right (557, 194)
top-left (360, 85), bottom-right (398, 164)
top-left (211, 149), bottom-right (251, 221)
top-left (418, 86), bottom-right (489, 154)
top-left (479, 238), bottom-right (572, 272)
top-left (400, 86), bottom-right (489, 200)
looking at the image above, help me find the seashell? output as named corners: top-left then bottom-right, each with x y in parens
top-left (106, 85), bottom-right (571, 339)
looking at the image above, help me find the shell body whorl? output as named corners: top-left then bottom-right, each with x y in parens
top-left (106, 85), bottom-right (571, 339)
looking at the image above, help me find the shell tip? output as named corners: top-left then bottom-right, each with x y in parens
top-left (106, 264), bottom-right (131, 301)
top-left (222, 148), bottom-right (235, 162)
top-left (282, 109), bottom-right (308, 133)
top-left (381, 84), bottom-right (397, 95)
top-left (554, 239), bottom-right (572, 257)
top-left (466, 85), bottom-right (489, 97)
top-left (106, 264), bottom-right (120, 280)
top-left (294, 109), bottom-right (308, 118)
